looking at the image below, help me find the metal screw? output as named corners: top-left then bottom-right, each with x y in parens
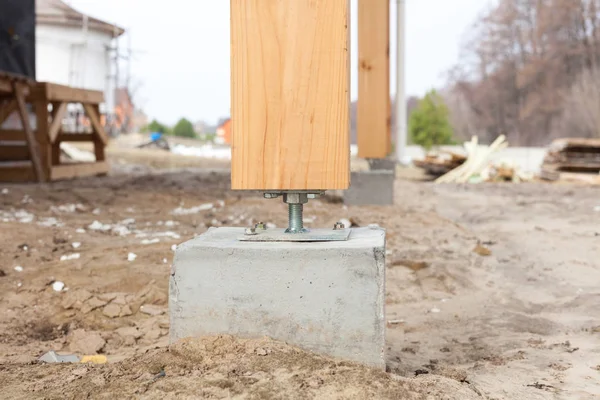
top-left (264, 193), bottom-right (279, 199)
top-left (244, 227), bottom-right (257, 235)
top-left (255, 221), bottom-right (266, 230)
top-left (333, 221), bottom-right (345, 230)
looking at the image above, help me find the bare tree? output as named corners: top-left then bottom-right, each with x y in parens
top-left (555, 67), bottom-right (600, 138)
top-left (446, 0), bottom-right (600, 145)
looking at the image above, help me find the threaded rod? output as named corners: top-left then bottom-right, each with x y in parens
top-left (286, 203), bottom-right (304, 233)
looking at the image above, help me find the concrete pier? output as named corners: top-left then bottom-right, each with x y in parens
top-left (169, 227), bottom-right (386, 368)
top-left (344, 159), bottom-right (396, 206)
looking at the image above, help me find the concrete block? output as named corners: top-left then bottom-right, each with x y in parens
top-left (367, 158), bottom-right (397, 173)
top-left (170, 227), bottom-right (386, 368)
top-left (344, 170), bottom-right (395, 205)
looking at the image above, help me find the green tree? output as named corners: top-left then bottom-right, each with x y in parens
top-left (172, 118), bottom-right (196, 138)
top-left (409, 90), bottom-right (454, 150)
top-left (143, 119), bottom-right (170, 134)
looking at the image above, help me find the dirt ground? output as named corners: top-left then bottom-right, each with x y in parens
top-left (0, 156), bottom-right (599, 399)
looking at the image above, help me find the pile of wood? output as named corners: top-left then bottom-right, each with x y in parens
top-left (541, 138), bottom-right (600, 184)
top-left (435, 135), bottom-right (509, 183)
top-left (413, 151), bottom-right (467, 176)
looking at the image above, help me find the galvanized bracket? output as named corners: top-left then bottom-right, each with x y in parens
top-left (239, 190), bottom-right (351, 242)
top-left (239, 227), bottom-right (351, 242)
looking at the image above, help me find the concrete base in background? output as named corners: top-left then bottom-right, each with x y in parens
top-left (170, 227), bottom-right (386, 369)
top-left (344, 170), bottom-right (395, 206)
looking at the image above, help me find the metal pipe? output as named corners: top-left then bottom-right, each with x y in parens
top-left (395, 0), bottom-right (407, 164)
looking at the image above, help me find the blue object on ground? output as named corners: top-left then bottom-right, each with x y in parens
top-left (150, 132), bottom-right (162, 141)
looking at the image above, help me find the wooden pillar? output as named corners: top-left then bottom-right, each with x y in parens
top-left (230, 0), bottom-right (350, 190)
top-left (357, 0), bottom-right (391, 159)
top-left (34, 99), bottom-right (52, 180)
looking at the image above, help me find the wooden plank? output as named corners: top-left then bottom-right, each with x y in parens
top-left (0, 99), bottom-right (18, 125)
top-left (83, 104), bottom-right (108, 145)
top-left (30, 82), bottom-right (104, 104)
top-left (48, 102), bottom-right (67, 143)
top-left (0, 143), bottom-right (30, 161)
top-left (357, 0), bottom-right (390, 159)
top-left (0, 129), bottom-right (26, 141)
top-left (56, 133), bottom-right (95, 142)
top-left (0, 161), bottom-right (36, 182)
top-left (50, 161), bottom-right (109, 180)
top-left (230, 0), bottom-right (350, 190)
top-left (13, 82), bottom-right (45, 182)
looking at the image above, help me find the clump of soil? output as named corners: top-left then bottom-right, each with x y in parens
top-left (0, 335), bottom-right (481, 400)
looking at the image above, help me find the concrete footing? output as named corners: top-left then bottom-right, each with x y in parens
top-left (169, 227), bottom-right (386, 368)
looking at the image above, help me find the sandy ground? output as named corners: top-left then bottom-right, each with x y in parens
top-left (0, 155), bottom-right (599, 399)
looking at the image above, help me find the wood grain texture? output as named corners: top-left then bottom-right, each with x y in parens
top-left (357, 0), bottom-right (390, 159)
top-left (230, 0), bottom-right (350, 190)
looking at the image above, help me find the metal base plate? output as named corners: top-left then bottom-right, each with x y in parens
top-left (238, 228), bottom-right (351, 242)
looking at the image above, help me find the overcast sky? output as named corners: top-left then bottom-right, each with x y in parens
top-left (67, 0), bottom-right (490, 125)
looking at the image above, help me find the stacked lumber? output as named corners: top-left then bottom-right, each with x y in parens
top-left (413, 151), bottom-right (466, 176)
top-left (541, 138), bottom-right (600, 183)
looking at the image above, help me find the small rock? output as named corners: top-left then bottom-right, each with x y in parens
top-left (115, 327), bottom-right (143, 339)
top-left (14, 266), bottom-right (23, 272)
top-left (255, 347), bottom-right (271, 356)
top-left (69, 329), bottom-right (106, 354)
top-left (139, 304), bottom-right (166, 316)
top-left (81, 297), bottom-right (108, 314)
top-left (144, 329), bottom-right (162, 340)
top-left (52, 281), bottom-right (65, 292)
top-left (97, 292), bottom-right (119, 302)
top-left (339, 218), bottom-right (351, 228)
top-left (162, 258), bottom-right (167, 264)
top-left (0, 270), bottom-right (5, 277)
top-left (1, 188), bottom-right (8, 194)
top-left (157, 319), bottom-right (169, 329)
top-left (76, 228), bottom-right (86, 233)
top-left (171, 244), bottom-right (177, 252)
top-left (141, 238), bottom-right (160, 245)
top-left (88, 220), bottom-right (110, 231)
top-left (62, 289), bottom-right (93, 309)
top-left (71, 366), bottom-right (88, 377)
top-left (60, 253), bottom-right (80, 261)
top-left (429, 307), bottom-right (441, 313)
top-left (72, 242), bottom-right (81, 249)
top-left (120, 305), bottom-right (133, 317)
top-left (473, 244), bottom-right (492, 257)
top-left (127, 252), bottom-right (137, 262)
top-left (102, 303), bottom-right (121, 318)
top-left (111, 294), bottom-right (128, 305)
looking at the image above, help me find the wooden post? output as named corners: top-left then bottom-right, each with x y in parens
top-left (357, 0), bottom-right (391, 159)
top-left (230, 0), bottom-right (350, 190)
top-left (34, 98), bottom-right (52, 180)
top-left (50, 102), bottom-right (65, 165)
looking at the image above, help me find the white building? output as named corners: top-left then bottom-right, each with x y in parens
top-left (35, 0), bottom-right (124, 114)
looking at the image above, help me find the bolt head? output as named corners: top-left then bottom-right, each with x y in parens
top-left (255, 221), bottom-right (266, 230)
top-left (333, 222), bottom-right (345, 230)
